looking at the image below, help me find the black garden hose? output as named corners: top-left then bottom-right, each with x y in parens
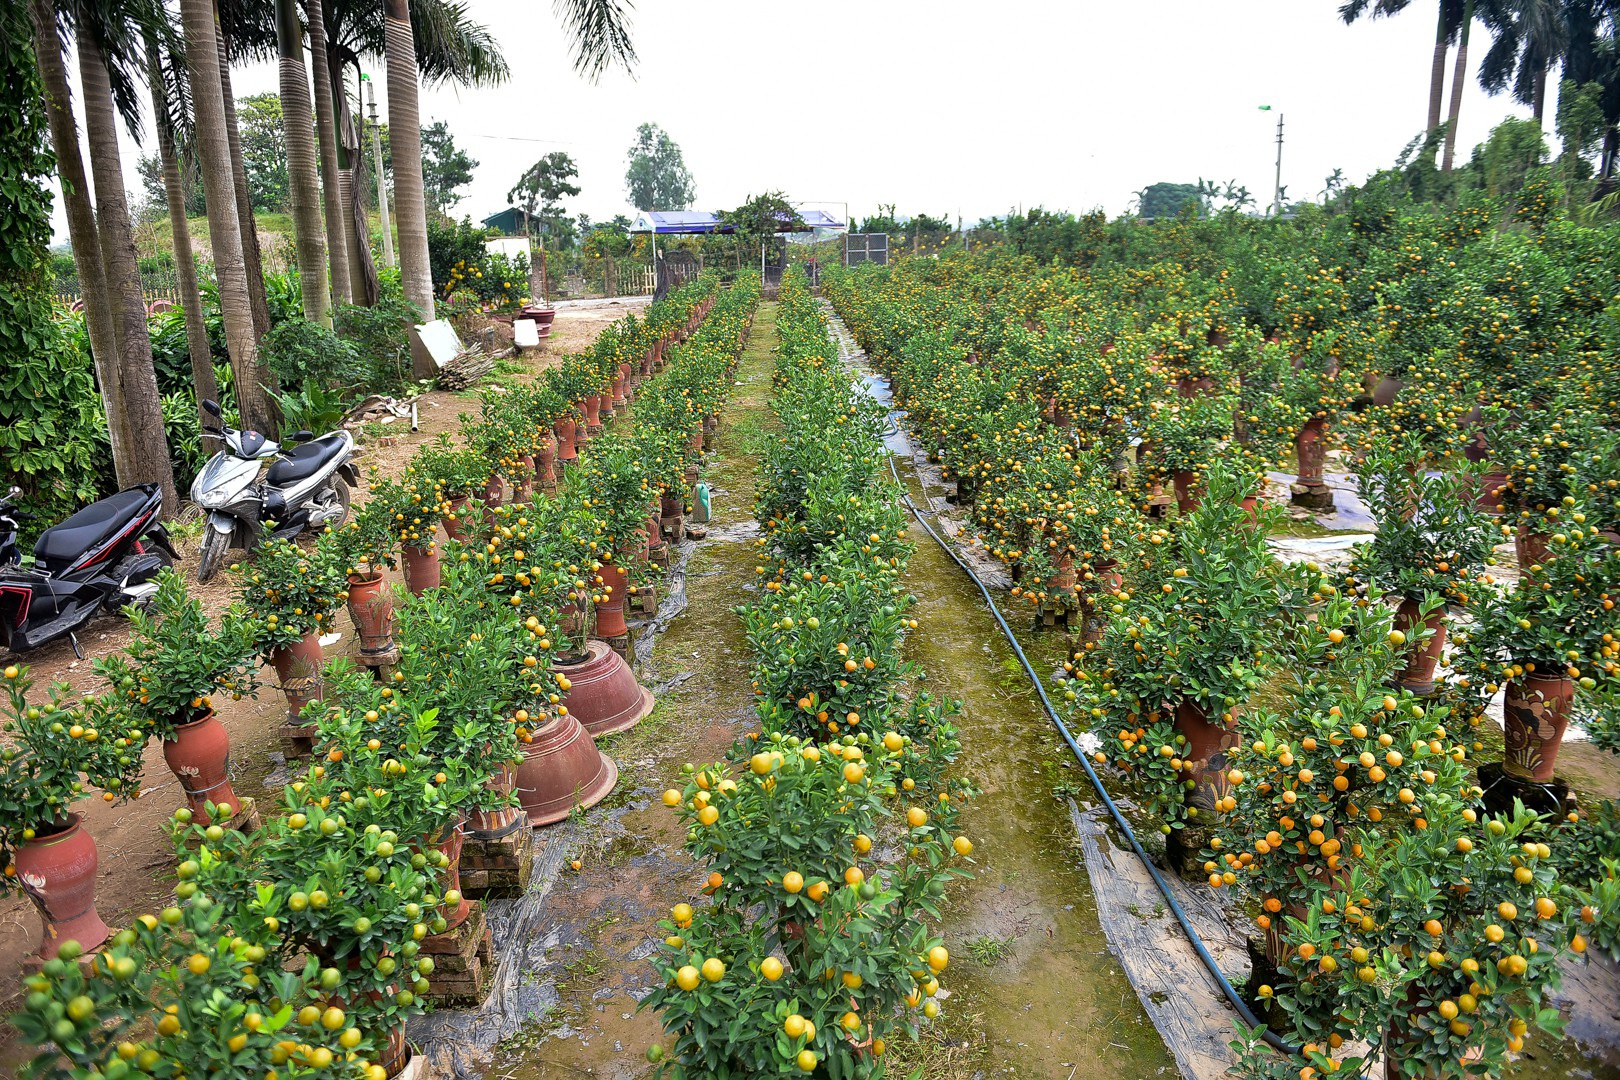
top-left (883, 437), bottom-right (1302, 1058)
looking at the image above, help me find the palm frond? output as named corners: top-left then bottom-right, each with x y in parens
top-left (66, 0), bottom-right (175, 138)
top-left (409, 0), bottom-right (509, 87)
top-left (552, 0), bottom-right (636, 81)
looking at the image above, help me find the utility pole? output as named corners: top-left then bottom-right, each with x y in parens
top-left (1271, 112), bottom-right (1285, 218)
top-left (364, 75), bottom-right (394, 269)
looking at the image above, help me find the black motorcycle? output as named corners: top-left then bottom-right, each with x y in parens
top-left (0, 484), bottom-right (179, 656)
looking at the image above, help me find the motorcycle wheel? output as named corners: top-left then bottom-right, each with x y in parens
top-left (196, 527), bottom-right (231, 584)
top-left (315, 479), bottom-right (351, 531)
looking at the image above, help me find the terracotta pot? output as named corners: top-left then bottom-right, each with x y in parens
top-left (1476, 471), bottom-right (1509, 515)
top-left (1172, 699), bottom-right (1239, 817)
top-left (660, 492), bottom-right (684, 538)
top-left (163, 711), bottom-right (241, 823)
top-left (1502, 673), bottom-right (1574, 782)
top-left (583, 395), bottom-right (603, 432)
top-left (556, 602), bottom-right (589, 662)
top-left (1176, 376), bottom-right (1215, 399)
top-left (1048, 553), bottom-right (1076, 598)
top-left (553, 416), bottom-right (579, 464)
top-left (555, 639), bottom-right (655, 736)
top-left (1515, 527), bottom-right (1550, 571)
top-left (515, 713), bottom-right (618, 827)
top-left (1392, 597), bottom-right (1447, 697)
top-left (402, 544), bottom-right (441, 595)
top-left (535, 433), bottom-right (557, 493)
top-left (377, 1024), bottom-right (410, 1079)
top-left (482, 476), bottom-right (504, 526)
top-left (1294, 417), bottom-right (1327, 486)
top-left (269, 632), bottom-right (324, 723)
top-left (346, 572), bottom-right (396, 656)
top-left (612, 365), bottom-right (629, 410)
top-left (646, 509), bottom-right (663, 557)
top-left (1079, 560), bottom-right (1122, 644)
top-left (14, 814), bottom-right (110, 959)
top-left (1372, 375), bottom-right (1404, 407)
top-left (514, 456), bottom-right (535, 504)
top-left (467, 762), bottom-right (525, 837)
top-left (435, 822), bottom-right (472, 932)
top-left (443, 497), bottom-right (473, 543)
top-left (1172, 470), bottom-right (1199, 514)
top-left (1239, 494), bottom-right (1261, 522)
top-left (593, 561), bottom-right (630, 639)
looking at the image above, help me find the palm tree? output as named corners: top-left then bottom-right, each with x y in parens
top-left (67, 1), bottom-right (179, 509)
top-left (304, 0), bottom-right (351, 305)
top-left (1480, 0), bottom-right (1573, 124)
top-left (275, 0), bottom-right (329, 325)
top-left (28, 0), bottom-right (133, 485)
top-left (182, 0), bottom-right (274, 432)
top-left (1442, 0), bottom-right (1477, 170)
top-left (214, 14), bottom-right (272, 338)
top-left (147, 34), bottom-right (221, 439)
top-left (383, 0), bottom-right (432, 317)
top-left (1341, 1), bottom-right (1469, 138)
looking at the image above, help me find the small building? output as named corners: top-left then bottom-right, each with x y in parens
top-left (482, 207), bottom-right (535, 236)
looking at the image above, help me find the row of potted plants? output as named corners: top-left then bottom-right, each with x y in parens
top-left (821, 246), bottom-right (1620, 1080)
top-left (642, 268), bottom-right (977, 1076)
top-left (5, 274), bottom-right (759, 1077)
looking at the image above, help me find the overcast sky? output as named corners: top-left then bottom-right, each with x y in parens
top-left (53, 0), bottom-right (1546, 243)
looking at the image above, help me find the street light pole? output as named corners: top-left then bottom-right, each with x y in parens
top-left (364, 75), bottom-right (394, 268)
top-left (1271, 112), bottom-right (1285, 218)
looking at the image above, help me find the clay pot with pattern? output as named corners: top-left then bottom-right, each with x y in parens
top-left (14, 814), bottom-right (110, 959)
top-left (535, 433), bottom-right (557, 494)
top-left (554, 416), bottom-right (579, 465)
top-left (434, 822), bottom-right (472, 932)
top-left (346, 572), bottom-right (397, 656)
top-left (554, 640), bottom-right (655, 736)
top-left (402, 544), bottom-right (441, 595)
top-left (1502, 673), bottom-right (1574, 783)
top-left (1392, 597), bottom-right (1447, 697)
top-left (269, 632), bottom-right (324, 724)
top-left (163, 711), bottom-right (241, 824)
top-left (593, 561), bottom-right (630, 639)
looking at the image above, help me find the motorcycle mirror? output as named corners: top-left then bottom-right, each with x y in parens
top-left (5, 486), bottom-right (18, 498)
top-left (202, 398), bottom-right (222, 418)
top-left (291, 430), bottom-right (314, 442)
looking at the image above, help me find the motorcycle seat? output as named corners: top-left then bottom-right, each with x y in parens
top-left (34, 488), bottom-right (153, 570)
top-left (266, 435), bottom-right (347, 488)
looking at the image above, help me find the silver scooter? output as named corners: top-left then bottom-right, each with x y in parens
top-left (189, 399), bottom-right (358, 582)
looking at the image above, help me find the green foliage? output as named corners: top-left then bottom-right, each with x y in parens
top-left (508, 151), bottom-right (580, 250)
top-left (237, 93), bottom-right (289, 213)
top-left (267, 383), bottom-right (352, 438)
top-left (420, 120), bottom-right (477, 216)
top-left (0, 8), bottom-right (106, 527)
top-left (1137, 182), bottom-right (1207, 219)
top-left (624, 122), bottom-right (695, 211)
top-left (0, 668), bottom-right (145, 866)
top-left (334, 296), bottom-right (420, 393)
top-left (92, 570), bottom-right (259, 740)
top-left (722, 192), bottom-right (802, 254)
top-left (229, 536), bottom-right (349, 652)
top-left (261, 318), bottom-right (363, 390)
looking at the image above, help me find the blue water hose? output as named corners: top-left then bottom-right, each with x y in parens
top-left (883, 444), bottom-right (1302, 1058)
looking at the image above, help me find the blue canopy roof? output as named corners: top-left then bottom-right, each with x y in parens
top-left (629, 209), bottom-right (846, 235)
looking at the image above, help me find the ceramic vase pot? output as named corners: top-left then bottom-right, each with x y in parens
top-left (645, 509), bottom-right (662, 558)
top-left (346, 572), bottom-right (396, 656)
top-left (554, 640), bottom-right (655, 736)
top-left (1477, 472), bottom-right (1509, 515)
top-left (269, 632), bottom-right (324, 723)
top-left (555, 602), bottom-right (589, 662)
top-left (1372, 375), bottom-right (1404, 407)
top-left (467, 762), bottom-right (525, 837)
top-left (514, 456), bottom-right (535, 504)
top-left (14, 814), bottom-right (109, 959)
top-left (434, 822), bottom-right (472, 932)
top-left (1502, 673), bottom-right (1574, 783)
top-left (1392, 597), bottom-right (1447, 697)
top-left (1173, 699), bottom-right (1238, 811)
top-left (515, 713), bottom-right (617, 827)
top-left (1515, 527), bottom-right (1550, 571)
top-left (1294, 417), bottom-right (1327, 487)
top-left (535, 433), bottom-right (557, 493)
top-left (1172, 470), bottom-right (1200, 514)
top-left (1078, 560), bottom-right (1122, 644)
top-left (163, 711), bottom-right (241, 823)
top-left (660, 492), bottom-right (684, 539)
top-left (554, 417), bottom-right (578, 465)
top-left (443, 497), bottom-right (472, 543)
top-left (481, 477), bottom-right (504, 527)
top-left (402, 544), bottom-right (441, 595)
top-left (593, 562), bottom-right (630, 639)
top-left (583, 395), bottom-right (603, 434)
top-left (376, 1024), bottom-right (411, 1079)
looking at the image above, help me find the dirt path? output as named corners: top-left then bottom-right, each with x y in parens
top-left (477, 301), bottom-right (783, 1079)
top-left (0, 302), bottom-right (640, 1068)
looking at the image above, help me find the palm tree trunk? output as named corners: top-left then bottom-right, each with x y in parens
top-left (215, 8), bottom-right (272, 339)
top-left (77, 27), bottom-right (178, 510)
top-left (385, 0), bottom-right (436, 319)
top-left (306, 0), bottom-right (351, 305)
top-left (1532, 64), bottom-right (1548, 126)
top-left (1427, 0), bottom-right (1449, 137)
top-left (347, 65), bottom-right (378, 306)
top-left (275, 0), bottom-right (329, 326)
top-left (27, 0), bottom-right (133, 486)
top-left (1442, 1), bottom-right (1473, 172)
top-left (336, 62), bottom-right (371, 305)
top-left (148, 41), bottom-right (221, 446)
top-left (183, 0), bottom-right (275, 435)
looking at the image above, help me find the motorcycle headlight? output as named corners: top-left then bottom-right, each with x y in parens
top-left (195, 488), bottom-right (229, 510)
